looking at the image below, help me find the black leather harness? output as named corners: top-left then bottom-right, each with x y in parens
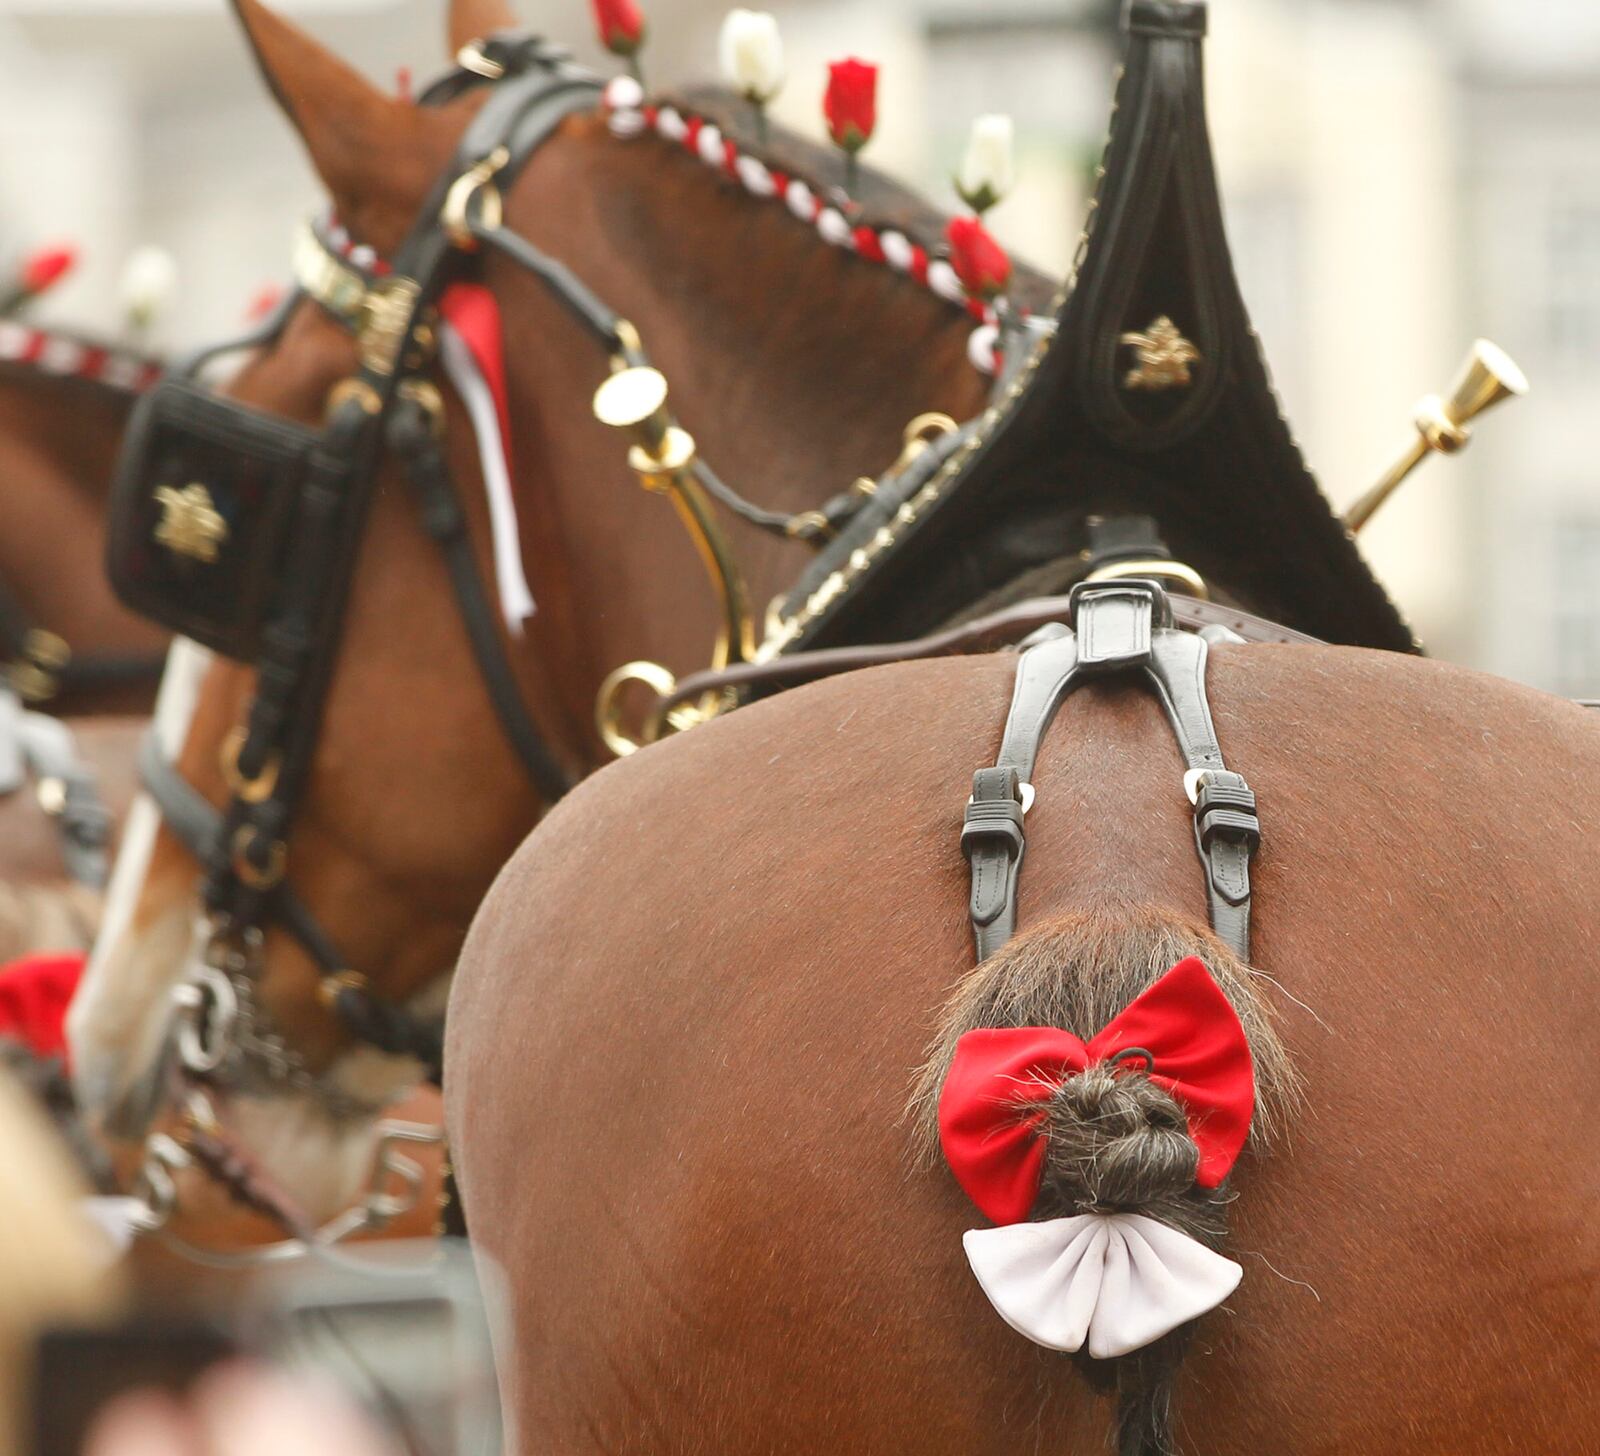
top-left (963, 579), bottom-right (1260, 962)
top-left (110, 38), bottom-right (635, 1080)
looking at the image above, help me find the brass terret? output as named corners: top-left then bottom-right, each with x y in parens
top-left (592, 354), bottom-right (757, 755)
top-left (1345, 339), bottom-right (1528, 534)
top-left (153, 483), bottom-right (229, 563)
top-left (1119, 316), bottom-right (1201, 391)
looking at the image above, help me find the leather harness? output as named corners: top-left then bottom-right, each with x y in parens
top-left (131, 38), bottom-right (617, 1081)
top-left (963, 579), bottom-right (1259, 963)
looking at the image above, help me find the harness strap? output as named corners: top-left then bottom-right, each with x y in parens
top-left (388, 399), bottom-right (572, 803)
top-left (138, 730), bottom-right (347, 977)
top-left (0, 687), bottom-right (111, 887)
top-left (963, 580), bottom-right (1260, 962)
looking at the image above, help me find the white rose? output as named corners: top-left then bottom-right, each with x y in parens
top-left (719, 10), bottom-right (785, 105)
top-left (120, 245), bottom-right (177, 328)
top-left (957, 114), bottom-right (1016, 213)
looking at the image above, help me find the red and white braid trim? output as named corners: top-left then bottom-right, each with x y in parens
top-left (602, 76), bottom-right (1003, 376)
top-left (0, 321), bottom-right (161, 392)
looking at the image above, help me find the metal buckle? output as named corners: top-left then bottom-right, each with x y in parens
top-left (456, 39), bottom-right (507, 80)
top-left (1067, 576), bottom-right (1173, 629)
top-left (172, 963), bottom-right (240, 1075)
top-left (441, 146), bottom-right (510, 251)
top-left (357, 274), bottom-right (424, 377)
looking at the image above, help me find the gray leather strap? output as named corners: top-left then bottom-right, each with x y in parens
top-left (5, 694), bottom-right (113, 888)
top-left (963, 580), bottom-right (1260, 962)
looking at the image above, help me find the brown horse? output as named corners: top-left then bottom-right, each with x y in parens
top-left (71, 0), bottom-right (1045, 1230)
top-left (446, 638), bottom-right (1600, 1453)
top-left (0, 330), bottom-right (167, 715)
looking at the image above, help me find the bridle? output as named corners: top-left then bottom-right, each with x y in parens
top-left (109, 33), bottom-right (976, 1256)
top-left (0, 589), bottom-right (166, 710)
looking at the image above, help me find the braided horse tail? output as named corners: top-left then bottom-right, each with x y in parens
top-left (911, 904), bottom-right (1295, 1456)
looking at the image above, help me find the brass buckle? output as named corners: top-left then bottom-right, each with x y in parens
top-left (441, 147), bottom-right (510, 251)
top-left (231, 824), bottom-right (286, 890)
top-left (357, 275), bottom-right (424, 378)
top-left (9, 628), bottom-right (71, 704)
top-left (220, 727), bottom-right (281, 805)
top-left (456, 39), bottom-right (506, 80)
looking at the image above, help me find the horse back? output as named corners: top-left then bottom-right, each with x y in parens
top-left (449, 644), bottom-right (1600, 1454)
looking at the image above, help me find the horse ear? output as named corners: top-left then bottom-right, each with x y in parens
top-left (449, 0), bottom-right (520, 55)
top-left (230, 0), bottom-right (456, 253)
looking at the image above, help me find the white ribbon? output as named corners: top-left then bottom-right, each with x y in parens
top-left (962, 1212), bottom-right (1242, 1359)
top-left (437, 321), bottom-right (537, 634)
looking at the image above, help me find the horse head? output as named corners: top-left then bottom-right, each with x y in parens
top-left (69, 0), bottom-right (1012, 1230)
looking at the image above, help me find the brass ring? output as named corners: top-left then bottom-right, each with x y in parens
top-left (23, 629), bottom-right (70, 671)
top-left (1086, 558), bottom-right (1210, 601)
top-left (397, 378), bottom-right (447, 438)
top-left (596, 660), bottom-right (679, 758)
top-left (326, 377), bottom-right (382, 421)
top-left (316, 969), bottom-right (370, 1011)
top-left (230, 825), bottom-right (287, 890)
top-left (220, 727), bottom-right (281, 805)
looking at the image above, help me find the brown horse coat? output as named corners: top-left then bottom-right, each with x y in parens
top-left (448, 643), bottom-right (1599, 1453)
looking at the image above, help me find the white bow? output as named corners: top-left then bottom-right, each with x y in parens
top-left (962, 1212), bottom-right (1242, 1359)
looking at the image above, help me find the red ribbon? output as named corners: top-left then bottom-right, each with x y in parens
top-left (439, 282), bottom-right (513, 476)
top-left (938, 956), bottom-right (1255, 1225)
top-left (0, 951), bottom-right (85, 1065)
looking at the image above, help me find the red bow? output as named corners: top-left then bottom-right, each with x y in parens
top-left (938, 957), bottom-right (1254, 1225)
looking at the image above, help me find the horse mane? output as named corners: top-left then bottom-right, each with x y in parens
top-left (0, 322), bottom-right (160, 404)
top-left (664, 84), bottom-right (1058, 318)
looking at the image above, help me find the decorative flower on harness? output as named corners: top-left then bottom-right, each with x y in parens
top-left (823, 58), bottom-right (878, 152)
top-left (945, 216), bottom-right (1012, 303)
top-left (938, 956), bottom-right (1255, 1357)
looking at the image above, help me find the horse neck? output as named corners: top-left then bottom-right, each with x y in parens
top-left (503, 115), bottom-right (992, 732)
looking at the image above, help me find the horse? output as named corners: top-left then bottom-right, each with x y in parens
top-left (444, 613), bottom-right (1600, 1453)
top-left (69, 0), bottom-right (1050, 1241)
top-left (0, 325), bottom-right (167, 715)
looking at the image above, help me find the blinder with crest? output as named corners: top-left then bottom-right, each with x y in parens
top-left (108, 376), bottom-right (315, 659)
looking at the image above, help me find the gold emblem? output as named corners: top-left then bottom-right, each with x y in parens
top-left (1118, 316), bottom-right (1201, 391)
top-left (153, 483), bottom-right (228, 563)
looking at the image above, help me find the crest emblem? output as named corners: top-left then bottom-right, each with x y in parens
top-left (1118, 316), bottom-right (1201, 392)
top-left (153, 482), bottom-right (228, 563)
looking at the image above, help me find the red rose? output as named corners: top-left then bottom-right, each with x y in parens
top-left (592, 0), bottom-right (646, 55)
top-left (824, 58), bottom-right (878, 152)
top-left (20, 244), bottom-right (76, 295)
top-left (945, 215), bottom-right (1011, 299)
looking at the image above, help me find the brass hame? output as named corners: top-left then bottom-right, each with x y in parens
top-left (592, 351), bottom-right (757, 756)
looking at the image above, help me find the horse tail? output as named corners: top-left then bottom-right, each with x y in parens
top-left (911, 904), bottom-right (1295, 1456)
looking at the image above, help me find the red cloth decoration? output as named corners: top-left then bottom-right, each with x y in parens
top-left (0, 952), bottom-right (85, 1064)
top-left (439, 282), bottom-right (513, 473)
top-left (245, 283), bottom-right (284, 323)
top-left (938, 957), bottom-right (1255, 1225)
top-left (945, 216), bottom-right (1012, 299)
top-left (824, 59), bottom-right (878, 152)
top-left (21, 244), bottom-right (77, 296)
top-left (592, 0), bottom-right (646, 56)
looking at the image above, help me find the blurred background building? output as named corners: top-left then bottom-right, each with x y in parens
top-left (0, 0), bottom-right (1593, 690)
